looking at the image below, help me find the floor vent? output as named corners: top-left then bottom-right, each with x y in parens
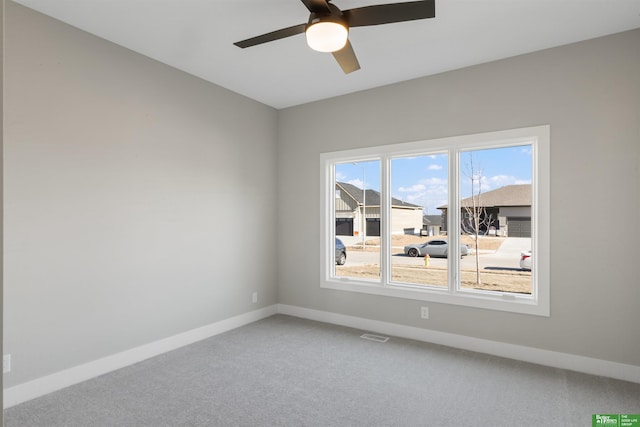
top-left (360, 333), bottom-right (389, 343)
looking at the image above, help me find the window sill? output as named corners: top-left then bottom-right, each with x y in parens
top-left (321, 277), bottom-right (549, 316)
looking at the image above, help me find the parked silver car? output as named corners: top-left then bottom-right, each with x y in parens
top-left (520, 251), bottom-right (532, 270)
top-left (404, 239), bottom-right (469, 258)
top-left (335, 238), bottom-right (347, 265)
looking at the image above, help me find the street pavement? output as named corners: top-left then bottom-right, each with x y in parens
top-left (339, 237), bottom-right (531, 271)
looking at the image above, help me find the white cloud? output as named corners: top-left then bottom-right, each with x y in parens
top-left (337, 172), bottom-right (366, 189)
top-left (424, 177), bottom-right (448, 186)
top-left (398, 184), bottom-right (426, 193)
top-left (487, 174), bottom-right (514, 188)
top-left (487, 174), bottom-right (533, 188)
top-left (405, 194), bottom-right (423, 203)
top-left (461, 174), bottom-right (530, 196)
top-left (428, 164), bottom-right (443, 170)
top-left (347, 178), bottom-right (364, 189)
top-left (394, 178), bottom-right (449, 213)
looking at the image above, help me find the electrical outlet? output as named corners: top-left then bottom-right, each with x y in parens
top-left (3, 354), bottom-right (11, 373)
top-left (252, 292), bottom-right (258, 304)
top-left (420, 306), bottom-right (429, 319)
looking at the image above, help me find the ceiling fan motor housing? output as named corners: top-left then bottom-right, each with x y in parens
top-left (307, 3), bottom-right (346, 27)
top-left (306, 3), bottom-right (349, 53)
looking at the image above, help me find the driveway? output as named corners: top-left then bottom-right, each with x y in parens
top-left (479, 237), bottom-right (530, 270)
top-left (492, 237), bottom-right (531, 257)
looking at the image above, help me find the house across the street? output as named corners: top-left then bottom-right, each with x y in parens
top-left (336, 182), bottom-right (423, 237)
top-left (422, 215), bottom-right (443, 236)
top-left (438, 184), bottom-right (532, 237)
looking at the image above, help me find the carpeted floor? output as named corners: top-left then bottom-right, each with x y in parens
top-left (4, 314), bottom-right (640, 426)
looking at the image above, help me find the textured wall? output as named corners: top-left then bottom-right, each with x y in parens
top-left (277, 29), bottom-right (640, 366)
top-left (4, 2), bottom-right (278, 387)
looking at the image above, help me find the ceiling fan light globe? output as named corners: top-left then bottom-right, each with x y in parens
top-left (306, 22), bottom-right (348, 53)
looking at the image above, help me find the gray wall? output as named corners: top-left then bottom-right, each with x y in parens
top-left (1, 0), bottom-right (5, 422)
top-left (3, 0), bottom-right (639, 396)
top-left (4, 2), bottom-right (278, 387)
top-left (278, 29), bottom-right (640, 366)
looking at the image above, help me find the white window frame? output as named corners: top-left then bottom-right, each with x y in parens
top-left (320, 125), bottom-right (550, 316)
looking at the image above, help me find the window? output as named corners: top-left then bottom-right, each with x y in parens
top-left (320, 126), bottom-right (550, 316)
top-left (333, 160), bottom-right (381, 280)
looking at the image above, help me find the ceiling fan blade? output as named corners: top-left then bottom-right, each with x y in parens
top-left (332, 40), bottom-right (360, 74)
top-left (343, 0), bottom-right (435, 28)
top-left (234, 23), bottom-right (307, 48)
top-left (300, 0), bottom-right (331, 13)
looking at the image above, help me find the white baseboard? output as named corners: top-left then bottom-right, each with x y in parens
top-left (277, 304), bottom-right (640, 384)
top-left (4, 305), bottom-right (278, 408)
top-left (6, 303), bottom-right (638, 409)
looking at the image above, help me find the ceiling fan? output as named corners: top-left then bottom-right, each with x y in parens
top-left (233, 0), bottom-right (435, 74)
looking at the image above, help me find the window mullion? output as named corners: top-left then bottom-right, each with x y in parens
top-left (448, 148), bottom-right (460, 294)
top-left (380, 155), bottom-right (391, 287)
top-left (325, 161), bottom-right (335, 281)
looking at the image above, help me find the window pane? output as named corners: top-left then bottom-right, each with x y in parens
top-left (457, 145), bottom-right (533, 294)
top-left (390, 154), bottom-right (448, 288)
top-left (333, 160), bottom-right (381, 281)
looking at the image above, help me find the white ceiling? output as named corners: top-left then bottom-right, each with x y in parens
top-left (13, 0), bottom-right (640, 109)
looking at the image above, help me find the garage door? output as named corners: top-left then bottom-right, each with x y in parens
top-left (366, 218), bottom-right (381, 237)
top-left (508, 217), bottom-right (531, 237)
top-left (336, 218), bottom-right (353, 236)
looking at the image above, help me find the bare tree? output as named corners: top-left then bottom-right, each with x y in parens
top-left (461, 154), bottom-right (494, 285)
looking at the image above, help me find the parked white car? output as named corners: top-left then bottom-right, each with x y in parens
top-left (520, 251), bottom-right (532, 270)
top-left (404, 239), bottom-right (469, 258)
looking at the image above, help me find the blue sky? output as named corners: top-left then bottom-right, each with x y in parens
top-left (336, 145), bottom-right (532, 214)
